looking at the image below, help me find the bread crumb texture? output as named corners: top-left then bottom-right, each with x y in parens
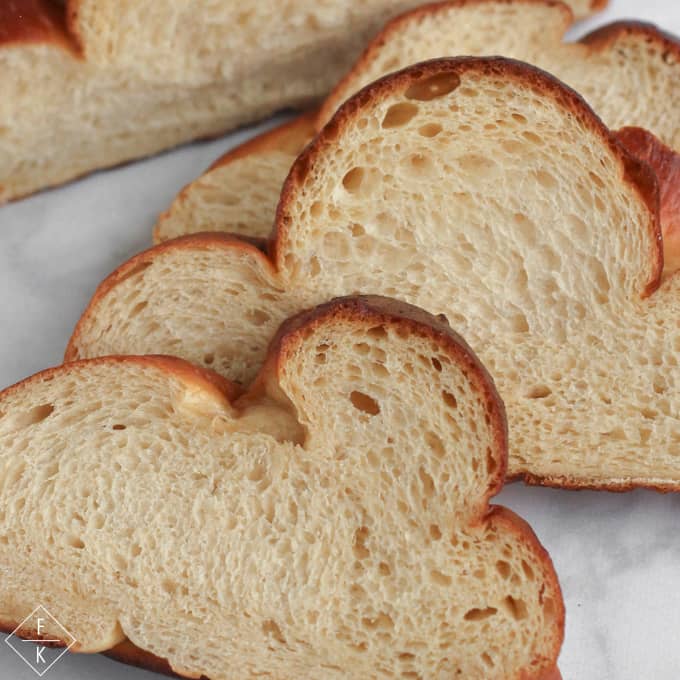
top-left (1, 297), bottom-right (563, 679)
top-left (69, 59), bottom-right (679, 490)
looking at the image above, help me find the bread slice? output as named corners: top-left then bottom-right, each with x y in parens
top-left (0, 295), bottom-right (564, 679)
top-left (319, 1), bottom-right (680, 147)
top-left (65, 0), bottom-right (604, 85)
top-left (154, 113), bottom-right (318, 243)
top-left (1, 0), bottom-right (441, 203)
top-left (154, 0), bottom-right (679, 244)
top-left (68, 58), bottom-right (680, 491)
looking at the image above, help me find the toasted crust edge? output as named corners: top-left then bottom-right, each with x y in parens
top-left (277, 56), bottom-right (664, 297)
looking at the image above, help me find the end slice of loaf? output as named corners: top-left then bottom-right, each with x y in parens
top-left (154, 112), bottom-right (317, 243)
top-left (68, 58), bottom-right (680, 491)
top-left (155, 0), bottom-right (679, 245)
top-left (1, 295), bottom-right (564, 679)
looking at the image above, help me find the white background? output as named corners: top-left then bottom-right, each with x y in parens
top-left (1, 1), bottom-right (679, 678)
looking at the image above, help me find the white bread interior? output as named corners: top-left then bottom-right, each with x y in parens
top-left (67, 0), bottom-right (605, 84)
top-left (155, 0), bottom-right (678, 243)
top-left (1, 0), bottom-right (434, 203)
top-left (68, 58), bottom-right (680, 491)
top-left (0, 296), bottom-right (564, 679)
top-left (154, 113), bottom-right (318, 243)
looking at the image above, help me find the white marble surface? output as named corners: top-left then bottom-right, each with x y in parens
top-left (1, 1), bottom-right (679, 678)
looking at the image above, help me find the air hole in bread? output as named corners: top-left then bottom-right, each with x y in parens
top-left (430, 569), bottom-right (452, 587)
top-left (512, 113), bottom-right (528, 125)
top-left (65, 534), bottom-right (85, 549)
top-left (350, 223), bottom-right (365, 237)
top-left (522, 130), bottom-right (544, 146)
top-left (309, 201), bottom-right (323, 218)
top-left (248, 463), bottom-right (266, 482)
top-left (463, 607), bottom-right (497, 621)
top-left (512, 313), bottom-right (530, 333)
top-left (418, 467), bottom-right (436, 498)
top-left (430, 524), bottom-right (442, 541)
top-left (526, 385), bottom-right (552, 399)
top-left (382, 102), bottom-right (419, 129)
top-left (405, 72), bottom-right (460, 101)
top-left (112, 424), bottom-right (126, 430)
top-left (342, 167), bottom-right (365, 193)
top-left (459, 87), bottom-right (479, 98)
top-left (534, 170), bottom-right (558, 190)
top-left (203, 353), bottom-right (214, 365)
top-left (350, 391), bottom-right (380, 416)
top-left (441, 391), bottom-right (457, 410)
top-left (481, 652), bottom-right (495, 668)
top-left (496, 560), bottom-right (512, 579)
top-left (399, 652), bottom-right (416, 662)
top-left (162, 579), bottom-right (178, 595)
top-left (362, 613), bottom-right (394, 630)
top-left (521, 560), bottom-right (535, 581)
top-left (353, 526), bottom-right (370, 559)
top-left (367, 326), bottom-right (387, 340)
top-left (130, 301), bottom-right (148, 317)
top-left (431, 357), bottom-right (442, 372)
top-left (418, 123), bottom-right (442, 138)
top-left (9, 403), bottom-right (54, 431)
top-left (378, 561), bottom-right (391, 576)
top-left (262, 619), bottom-right (286, 645)
top-left (425, 431), bottom-right (445, 459)
top-left (245, 309), bottom-right (270, 326)
top-left (502, 596), bottom-right (528, 621)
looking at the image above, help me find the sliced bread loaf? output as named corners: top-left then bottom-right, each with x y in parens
top-left (68, 58), bottom-right (680, 491)
top-left (0, 295), bottom-right (564, 679)
top-left (1, 0), bottom-right (437, 203)
top-left (154, 0), bottom-right (679, 244)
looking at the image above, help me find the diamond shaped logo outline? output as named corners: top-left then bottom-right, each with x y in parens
top-left (4, 605), bottom-right (77, 677)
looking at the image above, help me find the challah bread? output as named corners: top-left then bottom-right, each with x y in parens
top-left (154, 0), bottom-right (679, 244)
top-left (319, 1), bottom-right (680, 145)
top-left (154, 113), bottom-right (317, 243)
top-left (68, 58), bottom-right (680, 491)
top-left (65, 0), bottom-right (604, 85)
top-left (1, 0), bottom-right (441, 203)
top-left (0, 295), bottom-right (564, 679)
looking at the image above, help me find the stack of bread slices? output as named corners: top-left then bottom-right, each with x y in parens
top-left (3, 1), bottom-right (680, 678)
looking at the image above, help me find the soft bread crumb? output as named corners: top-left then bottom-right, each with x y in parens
top-left (0, 296), bottom-right (564, 679)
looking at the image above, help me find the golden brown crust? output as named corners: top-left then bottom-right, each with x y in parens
top-left (0, 0), bottom-right (76, 52)
top-left (520, 471), bottom-right (680, 494)
top-left (1, 353), bottom-right (242, 408)
top-left (280, 57), bottom-right (664, 296)
top-left (617, 127), bottom-right (680, 277)
top-left (317, 0), bottom-right (575, 127)
top-left (65, 232), bottom-right (271, 363)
